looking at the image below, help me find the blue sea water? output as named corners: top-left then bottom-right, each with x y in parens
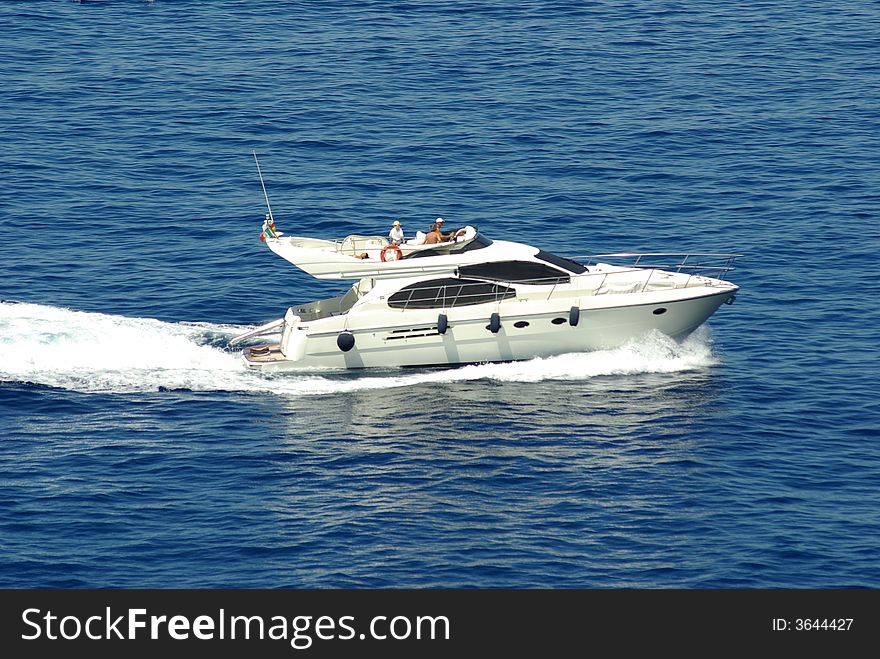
top-left (1, 0), bottom-right (879, 588)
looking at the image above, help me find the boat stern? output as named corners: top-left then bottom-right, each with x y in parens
top-left (237, 308), bottom-right (306, 370)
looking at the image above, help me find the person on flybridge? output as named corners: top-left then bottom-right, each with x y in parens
top-left (424, 217), bottom-right (462, 244)
top-left (424, 222), bottom-right (443, 244)
top-left (435, 217), bottom-right (459, 241)
top-left (388, 220), bottom-right (405, 245)
top-left (434, 217), bottom-right (450, 240)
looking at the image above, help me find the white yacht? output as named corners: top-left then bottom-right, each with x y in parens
top-left (231, 217), bottom-right (739, 370)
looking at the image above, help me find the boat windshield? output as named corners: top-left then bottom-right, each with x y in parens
top-left (535, 249), bottom-right (587, 274)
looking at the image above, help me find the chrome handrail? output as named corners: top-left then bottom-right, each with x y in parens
top-left (398, 281), bottom-right (517, 311)
top-left (572, 253), bottom-right (741, 278)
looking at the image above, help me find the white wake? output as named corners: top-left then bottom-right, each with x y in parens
top-left (0, 302), bottom-right (718, 395)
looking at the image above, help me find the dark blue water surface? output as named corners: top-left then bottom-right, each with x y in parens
top-left (1, 1), bottom-right (879, 588)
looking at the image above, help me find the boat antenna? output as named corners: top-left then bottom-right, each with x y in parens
top-left (253, 151), bottom-right (275, 223)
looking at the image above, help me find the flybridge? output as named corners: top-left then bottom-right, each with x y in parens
top-left (250, 153), bottom-right (504, 280)
top-left (263, 225), bottom-right (511, 280)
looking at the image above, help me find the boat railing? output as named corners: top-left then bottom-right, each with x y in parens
top-left (392, 280), bottom-right (518, 311)
top-left (573, 253), bottom-right (741, 296)
top-left (337, 235), bottom-right (389, 256)
top-left (575, 252), bottom-right (741, 277)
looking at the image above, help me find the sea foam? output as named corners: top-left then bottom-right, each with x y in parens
top-left (0, 302), bottom-right (717, 395)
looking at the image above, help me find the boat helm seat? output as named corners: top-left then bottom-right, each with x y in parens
top-left (406, 231), bottom-right (427, 246)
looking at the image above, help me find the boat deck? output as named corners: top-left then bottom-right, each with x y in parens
top-left (242, 344), bottom-right (287, 364)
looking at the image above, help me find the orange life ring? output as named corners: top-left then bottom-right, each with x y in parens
top-left (381, 244), bottom-right (402, 262)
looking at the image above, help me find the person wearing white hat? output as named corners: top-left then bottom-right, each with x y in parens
top-left (388, 220), bottom-right (404, 246)
top-left (425, 217), bottom-right (455, 243)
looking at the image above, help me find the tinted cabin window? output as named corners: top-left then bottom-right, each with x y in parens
top-left (459, 261), bottom-right (569, 285)
top-left (535, 250), bottom-right (587, 274)
top-left (387, 278), bottom-right (516, 309)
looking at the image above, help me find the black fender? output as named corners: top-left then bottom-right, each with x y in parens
top-left (337, 332), bottom-right (355, 352)
top-left (487, 312), bottom-right (501, 334)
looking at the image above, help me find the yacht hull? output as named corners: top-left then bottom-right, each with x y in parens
top-left (242, 286), bottom-right (737, 371)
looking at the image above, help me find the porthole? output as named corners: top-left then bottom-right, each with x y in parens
top-left (653, 308), bottom-right (667, 315)
top-left (514, 321), bottom-right (529, 328)
top-left (551, 317), bottom-right (566, 325)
